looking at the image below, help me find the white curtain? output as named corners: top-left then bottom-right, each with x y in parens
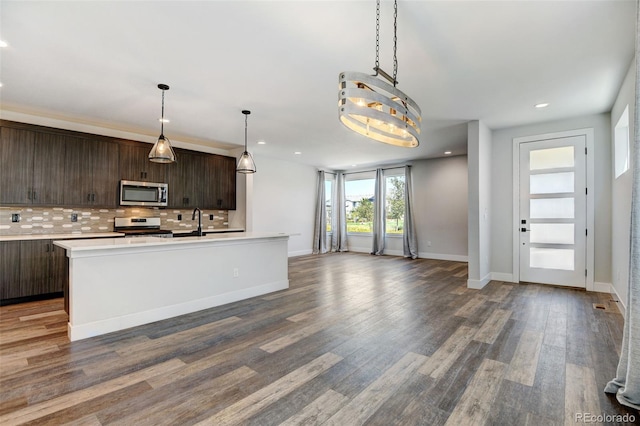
top-left (331, 172), bottom-right (348, 252)
top-left (403, 166), bottom-right (418, 259)
top-left (605, 3), bottom-right (640, 409)
top-left (371, 168), bottom-right (385, 255)
top-left (312, 170), bottom-right (327, 254)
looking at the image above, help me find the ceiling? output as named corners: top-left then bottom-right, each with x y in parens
top-left (0, 1), bottom-right (636, 170)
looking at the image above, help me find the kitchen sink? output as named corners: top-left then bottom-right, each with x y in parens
top-left (172, 231), bottom-right (204, 238)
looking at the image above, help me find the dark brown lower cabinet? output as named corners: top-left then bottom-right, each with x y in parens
top-left (0, 241), bottom-right (21, 300)
top-left (0, 239), bottom-right (67, 305)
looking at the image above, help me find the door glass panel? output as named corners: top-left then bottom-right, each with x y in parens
top-left (530, 172), bottom-right (574, 194)
top-left (530, 146), bottom-right (574, 170)
top-left (530, 198), bottom-right (574, 219)
top-left (530, 248), bottom-right (574, 270)
top-left (530, 223), bottom-right (574, 244)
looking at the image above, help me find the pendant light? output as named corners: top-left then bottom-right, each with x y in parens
top-left (338, 0), bottom-right (421, 147)
top-left (149, 83), bottom-right (176, 163)
top-left (236, 110), bottom-right (257, 174)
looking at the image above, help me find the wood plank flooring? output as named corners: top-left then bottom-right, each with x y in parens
top-left (0, 252), bottom-right (637, 425)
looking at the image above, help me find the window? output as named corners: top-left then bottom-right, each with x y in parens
top-left (325, 177), bottom-right (333, 232)
top-left (385, 174), bottom-right (405, 235)
top-left (614, 105), bottom-right (630, 179)
top-left (345, 174), bottom-right (375, 233)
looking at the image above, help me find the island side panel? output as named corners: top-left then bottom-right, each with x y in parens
top-left (67, 237), bottom-right (288, 341)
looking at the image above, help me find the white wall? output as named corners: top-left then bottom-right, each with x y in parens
top-left (467, 120), bottom-right (492, 288)
top-left (490, 113), bottom-right (612, 285)
top-left (412, 156), bottom-right (468, 261)
top-left (610, 59), bottom-right (636, 310)
top-left (247, 155), bottom-right (317, 257)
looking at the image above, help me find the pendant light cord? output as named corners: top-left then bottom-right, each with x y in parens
top-left (160, 89), bottom-right (165, 136)
top-left (244, 113), bottom-right (248, 151)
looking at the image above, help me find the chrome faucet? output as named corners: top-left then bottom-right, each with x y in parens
top-left (191, 207), bottom-right (203, 236)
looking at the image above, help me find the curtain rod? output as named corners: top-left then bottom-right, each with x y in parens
top-left (321, 165), bottom-right (409, 176)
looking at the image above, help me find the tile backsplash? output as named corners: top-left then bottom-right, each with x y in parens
top-left (0, 206), bottom-right (229, 236)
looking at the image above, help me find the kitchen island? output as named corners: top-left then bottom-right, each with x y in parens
top-left (54, 232), bottom-right (289, 341)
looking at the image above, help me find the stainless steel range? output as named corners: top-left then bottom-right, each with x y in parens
top-left (114, 217), bottom-right (173, 238)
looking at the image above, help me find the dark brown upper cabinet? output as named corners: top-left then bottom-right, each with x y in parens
top-left (204, 154), bottom-right (236, 210)
top-left (1, 120), bottom-right (236, 210)
top-left (63, 138), bottom-right (120, 207)
top-left (118, 142), bottom-right (167, 183)
top-left (166, 148), bottom-right (205, 208)
top-left (0, 127), bottom-right (65, 205)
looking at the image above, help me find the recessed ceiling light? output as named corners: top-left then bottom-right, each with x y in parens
top-left (444, 151), bottom-right (452, 155)
top-left (534, 103), bottom-right (549, 108)
top-left (158, 118), bottom-right (170, 123)
top-left (352, 164), bottom-right (358, 167)
top-left (294, 151), bottom-right (302, 155)
top-left (257, 141), bottom-right (266, 145)
top-left (0, 40), bottom-right (8, 48)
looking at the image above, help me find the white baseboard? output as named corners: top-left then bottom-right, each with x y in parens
top-left (593, 281), bottom-right (612, 293)
top-left (289, 249), bottom-right (312, 257)
top-left (348, 247), bottom-right (469, 262)
top-left (418, 252), bottom-right (469, 262)
top-left (491, 272), bottom-right (515, 283)
top-left (348, 246), bottom-right (371, 254)
top-left (467, 273), bottom-right (491, 290)
top-left (610, 283), bottom-right (627, 318)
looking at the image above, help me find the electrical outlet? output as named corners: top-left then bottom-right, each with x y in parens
top-left (209, 214), bottom-right (214, 220)
top-left (177, 214), bottom-right (182, 221)
top-left (233, 268), bottom-right (239, 277)
top-left (11, 213), bottom-right (20, 223)
top-left (71, 213), bottom-right (78, 222)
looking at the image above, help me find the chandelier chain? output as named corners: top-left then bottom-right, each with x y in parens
top-left (375, 0), bottom-right (380, 71)
top-left (393, 0), bottom-right (398, 85)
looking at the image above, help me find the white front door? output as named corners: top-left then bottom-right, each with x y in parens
top-left (519, 136), bottom-right (587, 288)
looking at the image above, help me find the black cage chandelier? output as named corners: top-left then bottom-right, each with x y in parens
top-left (338, 0), bottom-right (421, 147)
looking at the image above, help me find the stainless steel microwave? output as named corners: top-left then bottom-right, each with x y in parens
top-left (120, 180), bottom-right (168, 207)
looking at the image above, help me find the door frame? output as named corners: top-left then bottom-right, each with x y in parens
top-left (512, 128), bottom-right (595, 291)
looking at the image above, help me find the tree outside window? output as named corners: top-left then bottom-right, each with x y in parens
top-left (385, 175), bottom-right (405, 234)
top-left (345, 178), bottom-right (375, 233)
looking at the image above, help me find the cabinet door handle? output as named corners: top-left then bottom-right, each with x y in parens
top-left (87, 193), bottom-right (92, 201)
top-left (32, 191), bottom-right (37, 200)
top-left (46, 244), bottom-right (50, 252)
top-left (92, 194), bottom-right (95, 202)
top-left (27, 190), bottom-right (32, 200)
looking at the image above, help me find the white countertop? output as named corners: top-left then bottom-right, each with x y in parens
top-left (53, 232), bottom-right (289, 253)
top-left (0, 232), bottom-right (125, 242)
top-left (0, 228), bottom-right (244, 242)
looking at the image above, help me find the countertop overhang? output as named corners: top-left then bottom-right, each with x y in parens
top-left (54, 232), bottom-right (289, 258)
